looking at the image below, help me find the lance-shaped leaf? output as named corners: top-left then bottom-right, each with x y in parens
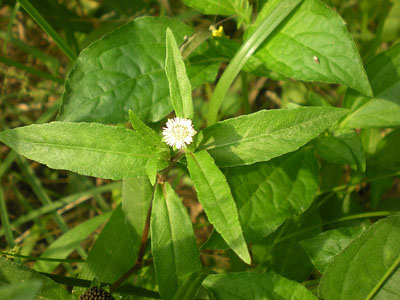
top-left (172, 271), bottom-right (209, 300)
top-left (129, 109), bottom-right (165, 149)
top-left (342, 43), bottom-right (400, 128)
top-left (79, 205), bottom-right (140, 283)
top-left (0, 257), bottom-right (73, 300)
top-left (225, 149), bottom-right (319, 242)
top-left (203, 272), bottom-right (318, 300)
top-left (197, 106), bottom-right (348, 167)
top-left (0, 122), bottom-right (156, 180)
top-left (246, 0), bottom-right (372, 96)
top-left (57, 17), bottom-right (192, 124)
top-left (300, 226), bottom-right (365, 274)
top-left (316, 129), bottom-right (366, 172)
top-left (0, 280), bottom-right (42, 300)
top-left (165, 28), bottom-right (194, 120)
top-left (320, 214), bottom-right (400, 300)
top-left (186, 150), bottom-right (251, 264)
top-left (151, 182), bottom-right (201, 300)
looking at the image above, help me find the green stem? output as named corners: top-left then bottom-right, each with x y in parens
top-left (365, 254), bottom-right (400, 300)
top-left (0, 251), bottom-right (84, 263)
top-left (206, 0), bottom-right (303, 125)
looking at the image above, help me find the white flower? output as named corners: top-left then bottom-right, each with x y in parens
top-left (162, 117), bottom-right (196, 149)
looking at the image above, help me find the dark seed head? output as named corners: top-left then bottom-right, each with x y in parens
top-left (79, 287), bottom-right (113, 300)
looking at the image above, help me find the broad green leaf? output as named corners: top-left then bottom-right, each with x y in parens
top-left (252, 208), bottom-right (322, 281)
top-left (186, 150), bottom-right (251, 264)
top-left (246, 0), bottom-right (372, 96)
top-left (151, 183), bottom-right (201, 300)
top-left (320, 214), bottom-right (400, 300)
top-left (203, 272), bottom-right (318, 300)
top-left (0, 122), bottom-right (156, 180)
top-left (0, 280), bottom-right (42, 300)
top-left (316, 130), bottom-right (366, 172)
top-left (122, 177), bottom-right (153, 249)
top-left (368, 128), bottom-right (400, 175)
top-left (0, 257), bottom-right (73, 300)
top-left (58, 17), bottom-right (192, 124)
top-left (300, 226), bottom-right (365, 273)
top-left (172, 271), bottom-right (209, 300)
top-left (80, 205), bottom-right (139, 283)
top-left (129, 109), bottom-right (165, 149)
top-left (342, 43), bottom-right (400, 128)
top-left (206, 0), bottom-right (303, 125)
top-left (225, 149), bottom-right (319, 242)
top-left (34, 212), bottom-right (111, 273)
top-left (165, 28), bottom-right (194, 120)
top-left (183, 0), bottom-right (252, 26)
top-left (198, 106), bottom-right (348, 167)
top-left (186, 55), bottom-right (221, 89)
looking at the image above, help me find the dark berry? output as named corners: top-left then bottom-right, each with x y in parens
top-left (79, 287), bottom-right (113, 300)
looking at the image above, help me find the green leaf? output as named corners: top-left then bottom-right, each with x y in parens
top-left (183, 0), bottom-right (252, 26)
top-left (206, 0), bottom-right (303, 125)
top-left (34, 212), bottom-right (111, 273)
top-left (342, 43), bottom-right (400, 128)
top-left (129, 109), bottom-right (165, 149)
top-left (300, 226), bottom-right (365, 273)
top-left (368, 128), bottom-right (400, 175)
top-left (0, 257), bottom-right (73, 300)
top-left (248, 0), bottom-right (372, 96)
top-left (252, 209), bottom-right (322, 281)
top-left (0, 280), bottom-right (42, 300)
top-left (198, 106), bottom-right (348, 167)
top-left (172, 271), bottom-right (209, 300)
top-left (79, 205), bottom-right (139, 283)
top-left (186, 150), bottom-right (250, 264)
top-left (225, 148), bottom-right (319, 242)
top-left (316, 130), bottom-right (366, 172)
top-left (122, 177), bottom-right (153, 250)
top-left (186, 55), bottom-right (221, 89)
top-left (58, 16), bottom-right (192, 124)
top-left (320, 214), bottom-right (400, 300)
top-left (151, 182), bottom-right (201, 300)
top-left (165, 28), bottom-right (194, 120)
top-left (203, 272), bottom-right (318, 300)
top-left (0, 122), bottom-right (157, 180)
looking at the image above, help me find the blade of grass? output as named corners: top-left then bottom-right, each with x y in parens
top-left (2, 2), bottom-right (21, 53)
top-left (16, 0), bottom-right (77, 61)
top-left (0, 185), bottom-right (15, 248)
top-left (0, 31), bottom-right (60, 72)
top-left (15, 156), bottom-right (88, 259)
top-left (0, 182), bottom-right (120, 237)
top-left (0, 151), bottom-right (17, 179)
top-left (206, 0), bottom-right (303, 125)
top-left (0, 56), bottom-right (64, 84)
top-left (35, 211), bottom-right (112, 273)
top-left (44, 0), bottom-right (79, 56)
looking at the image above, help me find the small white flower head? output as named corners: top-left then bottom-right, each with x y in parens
top-left (162, 117), bottom-right (196, 149)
